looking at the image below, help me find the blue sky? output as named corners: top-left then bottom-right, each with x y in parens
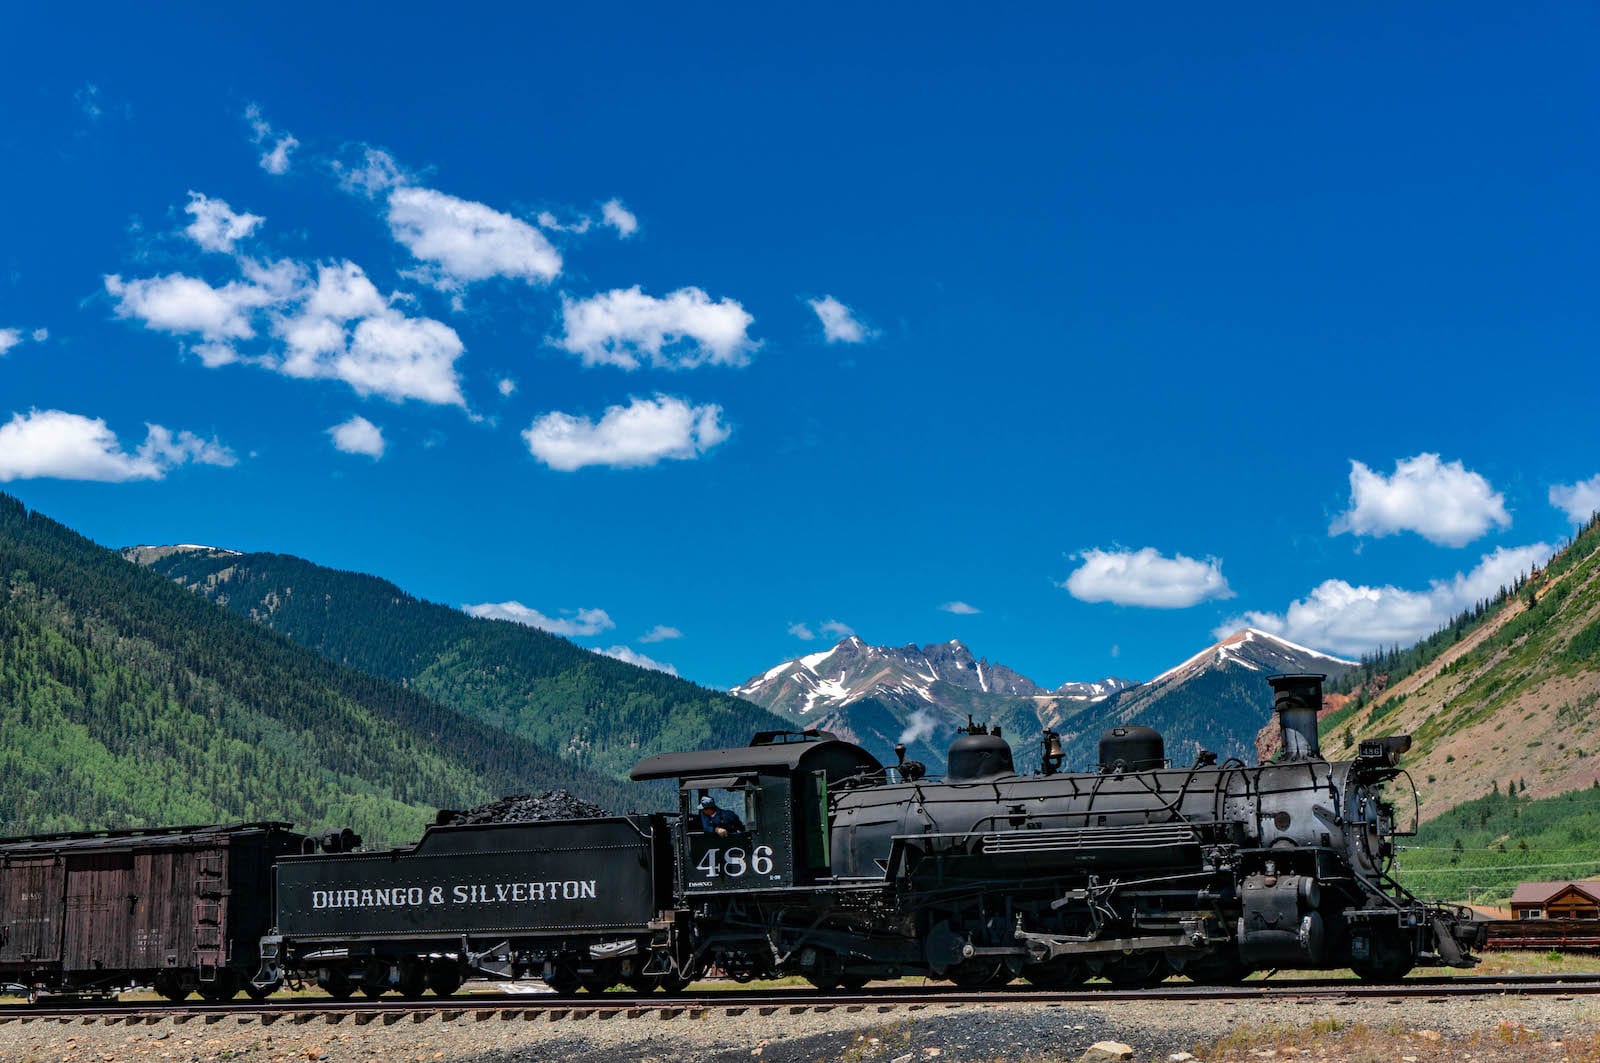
top-left (1, 6), bottom-right (1596, 690)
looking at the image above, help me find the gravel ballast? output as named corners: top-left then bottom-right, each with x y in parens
top-left (5, 994), bottom-right (1600, 1063)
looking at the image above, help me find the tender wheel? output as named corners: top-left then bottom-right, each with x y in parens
top-left (1106, 954), bottom-right (1168, 988)
top-left (320, 969), bottom-right (357, 1001)
top-left (428, 964), bottom-right (462, 998)
top-left (1022, 958), bottom-right (1089, 989)
top-left (544, 958), bottom-right (583, 997)
top-left (360, 983), bottom-right (387, 999)
top-left (839, 973), bottom-right (871, 992)
top-left (625, 975), bottom-right (660, 995)
top-left (243, 981), bottom-right (277, 1002)
top-left (395, 959), bottom-right (428, 1001)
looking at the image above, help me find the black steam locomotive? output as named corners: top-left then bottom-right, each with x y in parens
top-left (1, 673), bottom-right (1482, 999)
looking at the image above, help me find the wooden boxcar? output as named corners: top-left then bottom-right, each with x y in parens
top-left (0, 822), bottom-right (304, 1000)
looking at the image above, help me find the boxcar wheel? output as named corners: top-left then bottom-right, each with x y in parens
top-left (154, 972), bottom-right (189, 1003)
top-left (198, 972), bottom-right (238, 1002)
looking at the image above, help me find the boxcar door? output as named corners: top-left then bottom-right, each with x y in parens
top-left (0, 857), bottom-right (66, 963)
top-left (62, 850), bottom-right (137, 972)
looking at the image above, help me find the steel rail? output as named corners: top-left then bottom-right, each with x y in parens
top-left (3, 974), bottom-right (1600, 1024)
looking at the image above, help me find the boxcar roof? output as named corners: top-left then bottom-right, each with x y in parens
top-left (0, 821), bottom-right (296, 853)
top-left (630, 738), bottom-right (880, 782)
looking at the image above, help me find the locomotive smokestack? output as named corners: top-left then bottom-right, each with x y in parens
top-left (1267, 673), bottom-right (1325, 760)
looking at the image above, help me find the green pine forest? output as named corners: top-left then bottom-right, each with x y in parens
top-left (141, 548), bottom-right (788, 782)
top-left (0, 494), bottom-right (632, 845)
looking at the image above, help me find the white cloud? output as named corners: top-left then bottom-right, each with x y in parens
top-left (1551, 476), bottom-right (1600, 525)
top-left (76, 83), bottom-right (102, 121)
top-left (0, 409), bottom-right (234, 483)
top-left (807, 295), bottom-right (873, 344)
top-left (600, 199), bottom-right (638, 237)
top-left (821, 620), bottom-right (855, 638)
top-left (940, 601), bottom-right (980, 615)
top-left (328, 415), bottom-right (385, 459)
top-left (387, 186), bottom-right (561, 289)
top-left (0, 327), bottom-right (47, 356)
top-left (788, 622), bottom-right (817, 641)
top-left (1330, 453), bottom-right (1510, 547)
top-left (1063, 547), bottom-right (1234, 609)
top-left (639, 624), bottom-right (682, 643)
top-left (106, 271), bottom-right (277, 346)
top-left (556, 286), bottom-right (757, 370)
top-left (1221, 543), bottom-right (1555, 656)
top-left (335, 147), bottom-right (407, 198)
top-left (183, 192), bottom-right (264, 254)
top-left (461, 600), bottom-right (615, 638)
top-left (601, 645), bottom-right (678, 675)
top-left (522, 394), bottom-right (730, 471)
top-left (536, 210), bottom-right (592, 234)
top-left (246, 103), bottom-right (300, 176)
top-left (109, 255), bottom-right (467, 407)
top-left (497, 377), bottom-right (517, 397)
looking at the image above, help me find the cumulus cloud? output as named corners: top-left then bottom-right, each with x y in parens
top-left (556, 286), bottom-right (757, 370)
top-left (335, 147), bottom-right (408, 198)
top-left (388, 186), bottom-right (561, 289)
top-left (600, 198), bottom-right (638, 237)
top-left (601, 645), bottom-right (678, 675)
top-left (0, 409), bottom-right (234, 482)
top-left (639, 625), bottom-right (682, 643)
top-left (821, 620), bottom-right (855, 638)
top-left (107, 253), bottom-right (467, 407)
top-left (1220, 542), bottom-right (1556, 656)
top-left (31, 328), bottom-right (47, 342)
top-left (245, 104), bottom-right (298, 175)
top-left (1331, 453), bottom-right (1510, 547)
top-left (1551, 476), bottom-right (1600, 525)
top-left (788, 622), bottom-right (817, 641)
top-left (1062, 547), bottom-right (1234, 609)
top-left (940, 601), bottom-right (980, 615)
top-left (461, 601), bottom-right (615, 638)
top-left (497, 377), bottom-right (517, 397)
top-left (0, 330), bottom-right (24, 356)
top-left (328, 415), bottom-right (385, 459)
top-left (183, 192), bottom-right (263, 254)
top-left (522, 394), bottom-right (730, 471)
top-left (807, 295), bottom-right (873, 344)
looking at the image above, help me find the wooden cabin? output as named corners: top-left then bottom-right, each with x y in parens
top-left (1508, 881), bottom-right (1600, 920)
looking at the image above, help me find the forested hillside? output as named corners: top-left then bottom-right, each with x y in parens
top-left (1322, 513), bottom-right (1600, 819)
top-left (0, 494), bottom-right (629, 844)
top-left (139, 549), bottom-right (789, 781)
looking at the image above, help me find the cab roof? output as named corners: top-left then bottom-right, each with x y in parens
top-left (630, 734), bottom-right (881, 782)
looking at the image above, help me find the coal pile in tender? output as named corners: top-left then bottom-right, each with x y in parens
top-left (436, 790), bottom-right (611, 826)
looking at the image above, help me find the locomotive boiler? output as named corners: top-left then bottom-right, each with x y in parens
top-left (632, 672), bottom-right (1482, 989)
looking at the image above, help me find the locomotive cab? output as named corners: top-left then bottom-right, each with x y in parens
top-left (630, 731), bottom-right (882, 895)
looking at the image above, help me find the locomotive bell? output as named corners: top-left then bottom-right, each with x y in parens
top-left (1267, 673), bottom-right (1325, 760)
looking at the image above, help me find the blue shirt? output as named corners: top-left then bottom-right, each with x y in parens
top-left (699, 807), bottom-right (744, 833)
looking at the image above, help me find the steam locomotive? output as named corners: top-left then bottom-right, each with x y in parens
top-left (0, 673), bottom-right (1481, 1000)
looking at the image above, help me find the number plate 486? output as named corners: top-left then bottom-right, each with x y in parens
top-left (695, 845), bottom-right (775, 878)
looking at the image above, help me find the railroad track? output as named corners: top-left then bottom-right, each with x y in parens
top-left (4, 974), bottom-right (1600, 1025)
